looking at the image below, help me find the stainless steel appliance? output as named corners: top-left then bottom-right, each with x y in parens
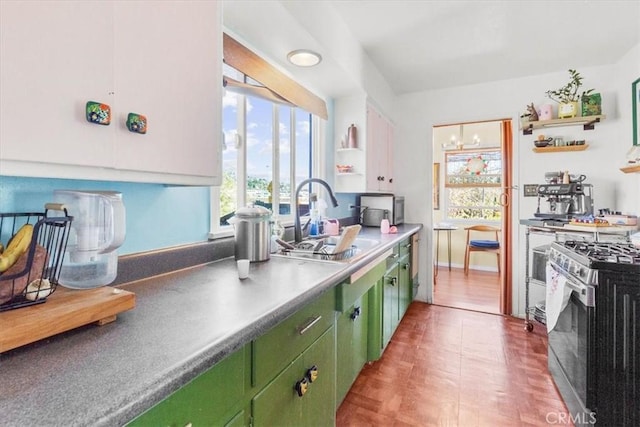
top-left (229, 204), bottom-right (272, 262)
top-left (547, 241), bottom-right (640, 426)
top-left (359, 194), bottom-right (404, 226)
top-left (535, 183), bottom-right (593, 221)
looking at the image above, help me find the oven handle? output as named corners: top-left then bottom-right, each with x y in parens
top-left (548, 261), bottom-right (587, 293)
top-left (548, 261), bottom-right (594, 306)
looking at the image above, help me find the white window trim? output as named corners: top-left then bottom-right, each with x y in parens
top-left (209, 100), bottom-right (320, 239)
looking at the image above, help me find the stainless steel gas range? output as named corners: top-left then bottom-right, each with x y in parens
top-left (547, 241), bottom-right (640, 426)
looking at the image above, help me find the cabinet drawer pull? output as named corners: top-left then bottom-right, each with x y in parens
top-left (298, 315), bottom-right (322, 335)
top-left (306, 365), bottom-right (319, 383)
top-left (295, 377), bottom-right (309, 397)
top-left (388, 253), bottom-right (399, 260)
top-left (403, 262), bottom-right (410, 270)
top-left (350, 306), bottom-right (361, 321)
top-left (404, 243), bottom-right (411, 249)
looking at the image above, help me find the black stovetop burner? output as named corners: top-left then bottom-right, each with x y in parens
top-left (562, 240), bottom-right (640, 266)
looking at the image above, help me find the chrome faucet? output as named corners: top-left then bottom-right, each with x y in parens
top-left (294, 178), bottom-right (339, 243)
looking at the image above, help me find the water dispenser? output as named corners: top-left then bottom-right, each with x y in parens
top-left (53, 190), bottom-right (126, 288)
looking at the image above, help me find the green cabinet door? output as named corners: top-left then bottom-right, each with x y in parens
top-left (252, 326), bottom-right (336, 427)
top-left (336, 295), bottom-right (369, 405)
top-left (128, 346), bottom-right (249, 427)
top-left (367, 278), bottom-right (383, 361)
top-left (398, 254), bottom-right (412, 318)
top-left (382, 263), bottom-right (399, 348)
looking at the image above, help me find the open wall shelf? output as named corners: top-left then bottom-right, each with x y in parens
top-left (620, 164), bottom-right (640, 174)
top-left (522, 115), bottom-right (605, 135)
top-left (532, 144), bottom-right (589, 153)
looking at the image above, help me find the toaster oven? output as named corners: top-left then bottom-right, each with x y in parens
top-left (360, 194), bottom-right (404, 226)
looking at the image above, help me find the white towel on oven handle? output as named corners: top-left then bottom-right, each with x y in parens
top-left (545, 264), bottom-right (573, 333)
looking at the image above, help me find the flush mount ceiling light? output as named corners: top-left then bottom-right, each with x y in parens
top-left (287, 49), bottom-right (322, 67)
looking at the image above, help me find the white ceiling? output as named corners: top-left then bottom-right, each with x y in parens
top-left (223, 1), bottom-right (640, 97)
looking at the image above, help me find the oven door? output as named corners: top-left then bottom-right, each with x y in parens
top-left (547, 262), bottom-right (597, 422)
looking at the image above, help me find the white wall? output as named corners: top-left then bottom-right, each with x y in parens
top-left (394, 42), bottom-right (640, 314)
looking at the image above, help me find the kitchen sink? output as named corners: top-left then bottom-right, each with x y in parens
top-left (272, 237), bottom-right (380, 263)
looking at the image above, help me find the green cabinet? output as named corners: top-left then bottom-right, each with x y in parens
top-left (252, 326), bottom-right (336, 427)
top-left (253, 289), bottom-right (335, 390)
top-left (382, 263), bottom-right (400, 348)
top-left (398, 253), bottom-right (412, 318)
top-left (128, 345), bottom-right (250, 427)
top-left (369, 235), bottom-right (416, 359)
top-left (336, 296), bottom-right (369, 405)
top-left (335, 258), bottom-right (384, 406)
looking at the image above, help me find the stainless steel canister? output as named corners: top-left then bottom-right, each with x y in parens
top-left (229, 204), bottom-right (272, 262)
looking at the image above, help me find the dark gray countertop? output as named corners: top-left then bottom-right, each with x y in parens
top-left (0, 224), bottom-right (421, 427)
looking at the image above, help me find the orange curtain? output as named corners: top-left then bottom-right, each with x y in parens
top-left (500, 120), bottom-right (513, 315)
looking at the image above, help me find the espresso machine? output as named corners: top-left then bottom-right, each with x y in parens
top-left (534, 182), bottom-right (594, 222)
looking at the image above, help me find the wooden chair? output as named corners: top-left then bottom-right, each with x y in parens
top-left (464, 225), bottom-right (501, 275)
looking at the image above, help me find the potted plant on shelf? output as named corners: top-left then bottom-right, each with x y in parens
top-left (545, 69), bottom-right (595, 119)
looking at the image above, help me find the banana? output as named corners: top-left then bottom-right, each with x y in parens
top-left (0, 224), bottom-right (34, 273)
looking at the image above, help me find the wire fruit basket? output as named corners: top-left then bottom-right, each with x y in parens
top-left (0, 204), bottom-right (73, 312)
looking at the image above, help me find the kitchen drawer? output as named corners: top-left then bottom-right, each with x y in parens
top-left (335, 256), bottom-right (386, 312)
top-left (253, 289), bottom-right (335, 388)
top-left (128, 345), bottom-right (248, 427)
top-left (386, 246), bottom-right (401, 270)
top-left (399, 238), bottom-right (412, 257)
top-left (252, 326), bottom-right (336, 427)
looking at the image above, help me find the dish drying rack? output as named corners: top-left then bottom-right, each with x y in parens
top-left (0, 204), bottom-right (73, 312)
top-left (279, 244), bottom-right (357, 261)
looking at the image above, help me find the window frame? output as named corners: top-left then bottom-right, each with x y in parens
top-left (442, 148), bottom-right (502, 223)
top-left (209, 94), bottom-right (321, 238)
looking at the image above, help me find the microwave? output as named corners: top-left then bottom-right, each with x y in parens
top-left (359, 194), bottom-right (405, 226)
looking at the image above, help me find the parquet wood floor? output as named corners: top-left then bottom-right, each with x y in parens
top-left (433, 267), bottom-right (501, 315)
top-left (336, 303), bottom-right (572, 427)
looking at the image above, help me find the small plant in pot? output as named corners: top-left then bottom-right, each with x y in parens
top-left (545, 69), bottom-right (594, 119)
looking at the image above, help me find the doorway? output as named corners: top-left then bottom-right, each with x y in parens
top-left (431, 119), bottom-right (513, 315)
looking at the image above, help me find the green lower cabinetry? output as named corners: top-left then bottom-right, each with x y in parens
top-left (127, 345), bottom-right (250, 427)
top-left (398, 253), bottom-right (412, 318)
top-left (382, 263), bottom-right (400, 348)
top-left (128, 235), bottom-right (419, 425)
top-left (336, 295), bottom-right (368, 405)
top-left (367, 278), bottom-right (384, 361)
top-left (252, 326), bottom-right (336, 427)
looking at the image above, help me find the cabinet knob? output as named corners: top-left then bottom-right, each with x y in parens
top-left (306, 365), bottom-right (319, 383)
top-left (350, 306), bottom-right (361, 321)
top-left (295, 377), bottom-right (309, 397)
top-left (403, 263), bottom-right (410, 270)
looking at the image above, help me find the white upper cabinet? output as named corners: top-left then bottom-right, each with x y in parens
top-left (0, 1), bottom-right (221, 185)
top-left (366, 104), bottom-right (394, 192)
top-left (0, 2), bottom-right (115, 169)
top-left (334, 94), bottom-right (394, 193)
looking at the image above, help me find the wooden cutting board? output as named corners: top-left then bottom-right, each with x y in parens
top-left (0, 286), bottom-right (135, 353)
top-left (333, 224), bottom-right (362, 254)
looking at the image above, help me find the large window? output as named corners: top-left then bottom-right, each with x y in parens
top-left (444, 149), bottom-right (502, 221)
top-left (216, 66), bottom-right (315, 230)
